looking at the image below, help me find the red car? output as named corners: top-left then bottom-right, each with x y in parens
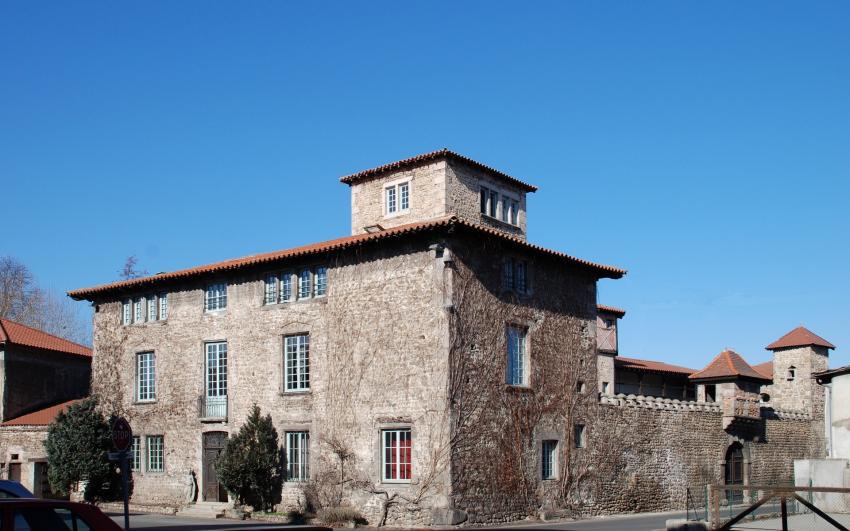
top-left (0, 498), bottom-right (122, 530)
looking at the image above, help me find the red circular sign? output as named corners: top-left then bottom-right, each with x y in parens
top-left (112, 418), bottom-right (133, 452)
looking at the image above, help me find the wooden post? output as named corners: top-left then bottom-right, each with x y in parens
top-left (781, 495), bottom-right (789, 531)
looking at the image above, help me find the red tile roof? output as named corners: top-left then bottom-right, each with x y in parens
top-left (1, 399), bottom-right (83, 427)
top-left (597, 304), bottom-right (626, 317)
top-left (753, 361), bottom-right (773, 380)
top-left (339, 149), bottom-right (539, 192)
top-left (616, 356), bottom-right (696, 376)
top-left (69, 216), bottom-right (626, 300)
top-left (689, 349), bottom-right (771, 382)
top-left (766, 326), bottom-right (835, 350)
top-left (814, 365), bottom-right (850, 384)
top-left (0, 319), bottom-right (92, 358)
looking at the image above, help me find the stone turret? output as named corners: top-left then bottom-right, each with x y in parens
top-left (340, 149), bottom-right (537, 240)
top-left (689, 349), bottom-right (771, 431)
top-left (596, 304), bottom-right (625, 395)
top-left (764, 326), bottom-right (834, 416)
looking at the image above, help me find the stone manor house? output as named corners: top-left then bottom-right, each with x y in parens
top-left (68, 149), bottom-right (832, 525)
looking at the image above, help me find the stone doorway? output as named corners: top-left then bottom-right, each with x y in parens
top-left (33, 462), bottom-right (66, 499)
top-left (202, 432), bottom-right (228, 502)
top-left (7, 462), bottom-right (21, 483)
top-left (725, 442), bottom-right (744, 503)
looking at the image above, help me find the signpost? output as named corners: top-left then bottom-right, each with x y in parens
top-left (109, 417), bottom-right (133, 530)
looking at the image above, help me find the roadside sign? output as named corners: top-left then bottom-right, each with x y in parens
top-left (111, 417), bottom-right (133, 452)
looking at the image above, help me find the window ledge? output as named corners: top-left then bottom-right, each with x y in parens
top-left (499, 288), bottom-right (531, 299)
top-left (133, 400), bottom-right (158, 406)
top-left (281, 390), bottom-right (312, 397)
top-left (263, 296), bottom-right (327, 309)
top-left (384, 209), bottom-right (411, 220)
top-left (124, 321), bottom-right (168, 327)
top-left (505, 384), bottom-right (532, 392)
top-left (481, 213), bottom-right (520, 229)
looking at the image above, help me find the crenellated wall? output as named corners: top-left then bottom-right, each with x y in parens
top-left (591, 394), bottom-right (821, 515)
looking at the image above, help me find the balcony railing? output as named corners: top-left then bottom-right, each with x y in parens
top-left (722, 395), bottom-right (761, 419)
top-left (198, 394), bottom-right (228, 421)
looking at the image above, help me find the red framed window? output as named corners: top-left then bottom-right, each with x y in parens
top-left (382, 429), bottom-right (412, 482)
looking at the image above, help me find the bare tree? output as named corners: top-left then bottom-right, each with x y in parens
top-left (0, 255), bottom-right (41, 323)
top-left (0, 255), bottom-right (89, 344)
top-left (118, 255), bottom-right (147, 280)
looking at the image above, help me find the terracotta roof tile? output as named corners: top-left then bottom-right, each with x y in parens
top-left (597, 304), bottom-right (626, 317)
top-left (689, 349), bottom-right (771, 382)
top-left (616, 356), bottom-right (696, 375)
top-left (753, 361), bottom-right (773, 380)
top-left (69, 216), bottom-right (626, 300)
top-left (766, 326), bottom-right (835, 350)
top-left (339, 149), bottom-right (539, 192)
top-left (0, 319), bottom-right (91, 358)
top-left (1, 399), bottom-right (83, 427)
top-left (814, 365), bottom-right (850, 383)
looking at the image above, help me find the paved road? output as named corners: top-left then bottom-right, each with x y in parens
top-left (108, 513), bottom-right (323, 530)
top-left (506, 511), bottom-right (687, 531)
top-left (108, 510), bottom-right (689, 531)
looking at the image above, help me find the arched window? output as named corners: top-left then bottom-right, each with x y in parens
top-left (787, 366), bottom-right (797, 381)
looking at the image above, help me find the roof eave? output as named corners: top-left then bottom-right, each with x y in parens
top-left (339, 149), bottom-right (539, 193)
top-left (765, 343), bottom-right (835, 351)
top-left (69, 216), bottom-right (626, 300)
top-left (688, 374), bottom-right (771, 384)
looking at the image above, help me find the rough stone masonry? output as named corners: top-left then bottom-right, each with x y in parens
top-left (68, 149), bottom-right (827, 526)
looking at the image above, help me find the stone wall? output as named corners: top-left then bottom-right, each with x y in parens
top-left (349, 161), bottom-right (447, 235)
top-left (91, 235), bottom-right (451, 525)
top-left (0, 425), bottom-right (49, 494)
top-left (347, 157), bottom-right (528, 240)
top-left (446, 234), bottom-right (598, 524)
top-left (1, 346), bottom-right (90, 422)
top-left (592, 394), bottom-right (821, 515)
top-left (597, 353), bottom-right (615, 394)
top-left (445, 160), bottom-right (527, 239)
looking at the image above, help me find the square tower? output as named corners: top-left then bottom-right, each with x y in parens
top-left (764, 326), bottom-right (834, 416)
top-left (340, 149), bottom-right (537, 240)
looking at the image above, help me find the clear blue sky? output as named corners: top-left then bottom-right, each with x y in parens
top-left (2, 1), bottom-right (848, 369)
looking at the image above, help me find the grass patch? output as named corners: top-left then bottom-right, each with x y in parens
top-left (317, 506), bottom-right (367, 527)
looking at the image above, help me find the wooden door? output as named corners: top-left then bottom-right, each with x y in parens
top-left (725, 443), bottom-right (744, 504)
top-left (202, 432), bottom-right (228, 502)
top-left (7, 463), bottom-right (21, 483)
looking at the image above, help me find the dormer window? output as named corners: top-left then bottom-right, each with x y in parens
top-left (787, 366), bottom-right (796, 381)
top-left (385, 181), bottom-right (410, 216)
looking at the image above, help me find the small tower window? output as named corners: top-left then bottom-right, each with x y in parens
top-left (787, 366), bottom-right (796, 381)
